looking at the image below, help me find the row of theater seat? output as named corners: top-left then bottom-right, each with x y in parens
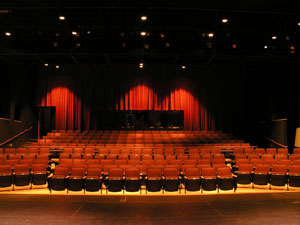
top-left (49, 164), bottom-right (300, 193)
top-left (0, 164), bottom-right (49, 190)
top-left (4, 146), bottom-right (298, 156)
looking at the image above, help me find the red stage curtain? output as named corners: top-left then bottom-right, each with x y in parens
top-left (36, 65), bottom-right (220, 131)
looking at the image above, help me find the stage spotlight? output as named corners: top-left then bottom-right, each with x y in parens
top-left (87, 30), bottom-right (91, 35)
top-left (139, 63), bottom-right (144, 68)
top-left (298, 22), bottom-right (300, 26)
top-left (141, 16), bottom-right (147, 21)
top-left (208, 33), bottom-right (214, 38)
top-left (144, 44), bottom-right (150, 49)
top-left (232, 44), bottom-right (237, 49)
top-left (290, 46), bottom-right (295, 50)
top-left (44, 63), bottom-right (49, 67)
top-left (55, 65), bottom-right (60, 69)
top-left (181, 65), bottom-right (186, 69)
top-left (160, 33), bottom-right (165, 38)
top-left (221, 18), bottom-right (228, 23)
top-left (264, 45), bottom-right (268, 49)
top-left (165, 42), bottom-right (170, 47)
top-left (286, 36), bottom-right (290, 40)
top-left (59, 16), bottom-right (65, 21)
top-left (272, 36), bottom-right (277, 40)
top-left (5, 32), bottom-right (11, 36)
top-left (140, 31), bottom-right (147, 36)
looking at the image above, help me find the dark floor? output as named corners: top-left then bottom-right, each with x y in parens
top-left (0, 193), bottom-right (299, 225)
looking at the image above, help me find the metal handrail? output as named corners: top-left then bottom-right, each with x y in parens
top-left (0, 126), bottom-right (33, 147)
top-left (263, 135), bottom-right (288, 148)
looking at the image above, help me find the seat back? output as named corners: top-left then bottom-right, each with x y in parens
top-left (108, 168), bottom-right (123, 178)
top-left (31, 164), bottom-right (47, 173)
top-left (125, 168), bottom-right (140, 179)
top-left (289, 165), bottom-right (300, 175)
top-left (71, 167), bottom-right (85, 176)
top-left (54, 167), bottom-right (69, 176)
top-left (217, 167), bottom-right (232, 177)
top-left (163, 168), bottom-right (178, 178)
top-left (271, 165), bottom-right (287, 174)
top-left (87, 168), bottom-right (101, 177)
top-left (147, 168), bottom-right (162, 178)
top-left (14, 164), bottom-right (30, 173)
top-left (201, 167), bottom-right (216, 177)
top-left (255, 164), bottom-right (270, 174)
top-left (0, 165), bottom-right (12, 174)
top-left (238, 164), bottom-right (253, 173)
top-left (185, 167), bottom-right (200, 178)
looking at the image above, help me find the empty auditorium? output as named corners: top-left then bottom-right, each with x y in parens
top-left (0, 1), bottom-right (299, 225)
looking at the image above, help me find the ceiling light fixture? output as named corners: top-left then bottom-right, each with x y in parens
top-left (165, 42), bottom-right (170, 47)
top-left (160, 33), bottom-right (165, 38)
top-left (298, 22), bottom-right (300, 26)
top-left (264, 45), bottom-right (268, 49)
top-left (72, 31), bottom-right (78, 36)
top-left (44, 63), bottom-right (49, 67)
top-left (141, 16), bottom-right (147, 21)
top-left (139, 63), bottom-right (144, 68)
top-left (140, 31), bottom-right (147, 36)
top-left (181, 65), bottom-right (186, 69)
top-left (272, 36), bottom-right (277, 40)
top-left (290, 46), bottom-right (295, 50)
top-left (5, 32), bottom-right (11, 36)
top-left (221, 18), bottom-right (228, 23)
top-left (208, 33), bottom-right (214, 38)
top-left (55, 65), bottom-right (60, 69)
top-left (59, 16), bottom-right (65, 21)
top-left (232, 44), bottom-right (237, 49)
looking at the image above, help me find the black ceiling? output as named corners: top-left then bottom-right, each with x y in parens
top-left (0, 0), bottom-right (299, 65)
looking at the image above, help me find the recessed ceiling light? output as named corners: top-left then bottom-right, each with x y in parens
top-left (55, 65), bottom-right (60, 69)
top-left (140, 31), bottom-right (147, 36)
top-left (144, 44), bottom-right (150, 49)
top-left (5, 32), bottom-right (11, 36)
top-left (71, 31), bottom-right (79, 37)
top-left (264, 45), bottom-right (268, 49)
top-left (290, 46), bottom-right (295, 50)
top-left (232, 44), bottom-right (237, 49)
top-left (272, 36), bottom-right (277, 40)
top-left (75, 43), bottom-right (81, 48)
top-left (181, 65), bottom-right (186, 69)
top-left (141, 16), bottom-right (147, 21)
top-left (286, 36), bottom-right (290, 40)
top-left (298, 22), bottom-right (300, 26)
top-left (59, 16), bottom-right (65, 21)
top-left (139, 62), bottom-right (144, 68)
top-left (87, 30), bottom-right (91, 35)
top-left (160, 33), bottom-right (165, 38)
top-left (121, 42), bottom-right (127, 48)
top-left (208, 33), bottom-right (214, 38)
top-left (165, 42), bottom-right (170, 47)
top-left (221, 18), bottom-right (228, 23)
top-left (44, 63), bottom-right (49, 67)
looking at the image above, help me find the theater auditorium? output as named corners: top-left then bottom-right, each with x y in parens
top-left (0, 1), bottom-right (299, 225)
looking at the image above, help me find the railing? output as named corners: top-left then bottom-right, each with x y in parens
top-left (0, 126), bottom-right (33, 147)
top-left (263, 135), bottom-right (288, 148)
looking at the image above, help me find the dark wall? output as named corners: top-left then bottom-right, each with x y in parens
top-left (0, 61), bottom-right (298, 147)
top-left (0, 64), bottom-right (37, 142)
top-left (242, 63), bottom-right (299, 148)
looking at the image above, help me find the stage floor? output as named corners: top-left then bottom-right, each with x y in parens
top-left (0, 187), bottom-right (299, 225)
